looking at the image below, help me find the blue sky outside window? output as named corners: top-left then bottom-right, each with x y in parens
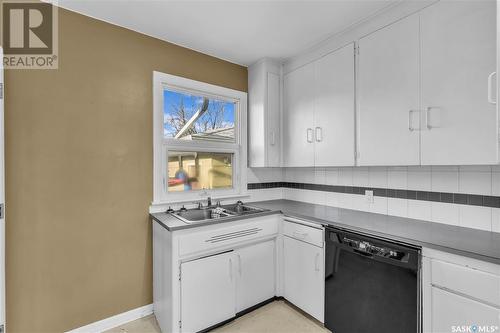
top-left (163, 89), bottom-right (235, 142)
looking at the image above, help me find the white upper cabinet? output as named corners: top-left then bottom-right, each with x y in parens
top-left (283, 44), bottom-right (356, 167)
top-left (420, 0), bottom-right (497, 165)
top-left (314, 43), bottom-right (356, 167)
top-left (357, 14), bottom-right (420, 166)
top-left (248, 59), bottom-right (281, 167)
top-left (283, 62), bottom-right (315, 167)
top-left (267, 72), bottom-right (281, 167)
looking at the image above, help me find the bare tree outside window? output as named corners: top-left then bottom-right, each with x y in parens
top-left (163, 90), bottom-right (235, 142)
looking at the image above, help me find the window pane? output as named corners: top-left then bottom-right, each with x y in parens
top-left (163, 89), bottom-right (236, 142)
top-left (167, 151), bottom-right (233, 192)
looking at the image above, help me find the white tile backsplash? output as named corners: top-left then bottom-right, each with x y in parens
top-left (353, 167), bottom-right (369, 187)
top-left (387, 167), bottom-right (407, 190)
top-left (338, 168), bottom-right (353, 186)
top-left (459, 168), bottom-right (492, 195)
top-left (351, 194), bottom-right (370, 212)
top-left (247, 188), bottom-right (283, 202)
top-left (314, 168), bottom-right (326, 185)
top-left (370, 196), bottom-right (388, 215)
top-left (408, 200), bottom-right (432, 221)
top-left (459, 205), bottom-right (492, 231)
top-left (431, 202), bottom-right (459, 226)
top-left (492, 171), bottom-right (500, 196)
top-left (431, 166), bottom-right (459, 193)
top-left (407, 166), bottom-right (431, 191)
top-left (492, 208), bottom-right (500, 233)
top-left (387, 198), bottom-right (408, 218)
top-left (369, 167), bottom-right (388, 188)
top-left (325, 168), bottom-right (339, 185)
top-left (249, 166), bottom-right (500, 233)
top-left (247, 167), bottom-right (283, 183)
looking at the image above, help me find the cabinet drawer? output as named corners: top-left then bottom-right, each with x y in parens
top-left (179, 216), bottom-right (279, 257)
top-left (283, 220), bottom-right (323, 247)
top-left (431, 259), bottom-right (500, 307)
top-left (431, 286), bottom-right (500, 333)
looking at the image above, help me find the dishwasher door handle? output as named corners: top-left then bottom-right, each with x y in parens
top-left (353, 249), bottom-right (373, 258)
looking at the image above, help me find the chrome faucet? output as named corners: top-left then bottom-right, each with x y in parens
top-left (195, 194), bottom-right (212, 209)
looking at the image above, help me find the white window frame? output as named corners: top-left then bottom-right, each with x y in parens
top-left (152, 71), bottom-right (247, 207)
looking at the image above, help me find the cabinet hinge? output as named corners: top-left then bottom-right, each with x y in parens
top-left (0, 203), bottom-right (4, 219)
top-left (0, 83), bottom-right (3, 99)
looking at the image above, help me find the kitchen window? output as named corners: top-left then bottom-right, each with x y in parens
top-left (153, 71), bottom-right (247, 205)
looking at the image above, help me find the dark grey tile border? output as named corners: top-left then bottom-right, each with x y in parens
top-left (247, 182), bottom-right (500, 208)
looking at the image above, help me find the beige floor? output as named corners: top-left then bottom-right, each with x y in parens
top-left (105, 300), bottom-right (331, 333)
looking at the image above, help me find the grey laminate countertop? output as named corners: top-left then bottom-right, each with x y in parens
top-left (150, 199), bottom-right (500, 265)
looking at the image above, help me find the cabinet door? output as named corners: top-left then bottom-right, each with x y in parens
top-left (283, 236), bottom-right (324, 322)
top-left (181, 252), bottom-right (236, 333)
top-left (357, 14), bottom-right (420, 166)
top-left (267, 72), bottom-right (281, 167)
top-left (283, 63), bottom-right (315, 167)
top-left (431, 287), bottom-right (500, 333)
top-left (236, 240), bottom-right (275, 312)
top-left (314, 43), bottom-right (355, 166)
top-left (420, 1), bottom-right (497, 165)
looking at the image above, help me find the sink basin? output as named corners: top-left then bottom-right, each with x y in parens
top-left (221, 204), bottom-right (267, 215)
top-left (171, 208), bottom-right (234, 224)
top-left (169, 202), bottom-right (270, 224)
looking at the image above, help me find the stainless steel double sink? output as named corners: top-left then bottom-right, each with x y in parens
top-left (169, 203), bottom-right (269, 224)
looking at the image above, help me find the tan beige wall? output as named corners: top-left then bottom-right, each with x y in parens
top-left (4, 7), bottom-right (247, 332)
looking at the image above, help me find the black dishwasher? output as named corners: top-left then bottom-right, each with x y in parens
top-left (324, 226), bottom-right (421, 333)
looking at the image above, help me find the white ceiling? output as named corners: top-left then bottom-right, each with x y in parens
top-left (56, 0), bottom-right (397, 66)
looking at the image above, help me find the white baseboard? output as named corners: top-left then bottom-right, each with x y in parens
top-left (66, 304), bottom-right (153, 333)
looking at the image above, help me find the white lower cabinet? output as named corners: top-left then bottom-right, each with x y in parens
top-left (180, 240), bottom-right (276, 332)
top-left (236, 240), bottom-right (276, 312)
top-left (180, 251), bottom-right (236, 333)
top-left (430, 287), bottom-right (499, 333)
top-left (283, 235), bottom-right (324, 322)
top-left (423, 248), bottom-right (500, 333)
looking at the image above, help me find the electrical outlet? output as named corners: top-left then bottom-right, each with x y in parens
top-left (365, 190), bottom-right (374, 203)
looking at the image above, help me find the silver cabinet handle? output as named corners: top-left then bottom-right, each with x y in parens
top-left (426, 106), bottom-right (439, 130)
top-left (315, 253), bottom-right (320, 272)
top-left (488, 71), bottom-right (497, 104)
top-left (293, 231), bottom-right (308, 240)
top-left (229, 258), bottom-right (233, 281)
top-left (306, 128), bottom-right (314, 143)
top-left (237, 254), bottom-right (242, 276)
top-left (315, 127), bottom-right (322, 142)
top-left (270, 131), bottom-right (275, 146)
top-left (408, 110), bottom-right (417, 131)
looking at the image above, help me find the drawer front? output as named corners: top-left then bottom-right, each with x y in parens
top-left (179, 216), bottom-right (279, 256)
top-left (283, 220), bottom-right (323, 247)
top-left (431, 259), bottom-right (500, 307)
top-left (431, 286), bottom-right (500, 333)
